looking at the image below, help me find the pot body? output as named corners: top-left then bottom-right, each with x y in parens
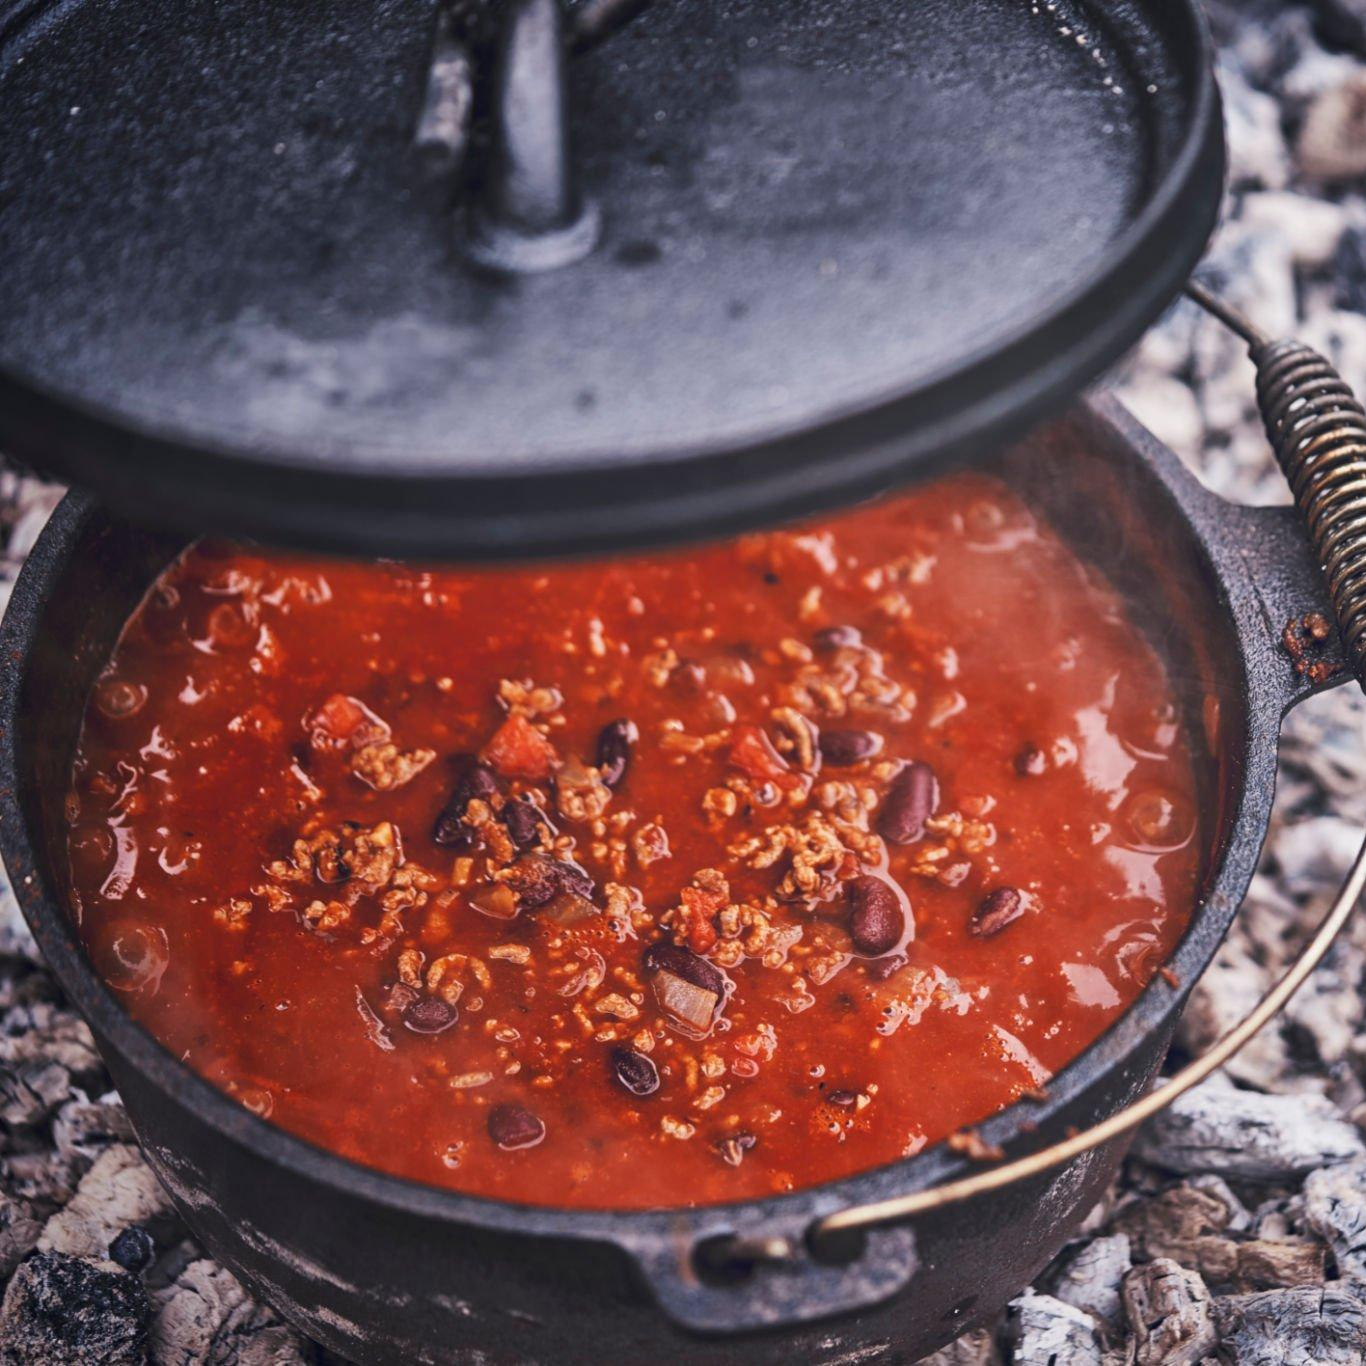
top-left (0, 399), bottom-right (1341, 1363)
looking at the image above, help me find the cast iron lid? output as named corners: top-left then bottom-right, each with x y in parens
top-left (0, 0), bottom-right (1223, 558)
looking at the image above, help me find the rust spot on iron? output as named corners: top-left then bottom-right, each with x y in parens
top-left (1281, 610), bottom-right (1343, 686)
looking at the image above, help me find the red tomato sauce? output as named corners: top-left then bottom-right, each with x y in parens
top-left (65, 474), bottom-right (1201, 1209)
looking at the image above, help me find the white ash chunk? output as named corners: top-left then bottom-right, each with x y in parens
top-left (1048, 1232), bottom-right (1131, 1332)
top-left (1121, 1258), bottom-right (1217, 1366)
top-left (1007, 1289), bottom-right (1104, 1366)
top-left (0, 1001), bottom-right (102, 1128)
top-left (1271, 815), bottom-right (1362, 898)
top-left (1214, 1287), bottom-right (1366, 1364)
top-left (38, 1144), bottom-right (177, 1265)
top-left (1131, 1073), bottom-right (1365, 1179)
top-left (1219, 55), bottom-right (1293, 190)
top-left (1176, 939), bottom-right (1291, 1088)
top-left (1240, 190), bottom-right (1350, 268)
top-left (151, 1258), bottom-right (314, 1366)
top-left (915, 1327), bottom-right (999, 1365)
top-left (1284, 938), bottom-right (1366, 1069)
top-left (0, 1198), bottom-right (41, 1282)
top-left (51, 1093), bottom-right (137, 1170)
top-left (1303, 1158), bottom-right (1366, 1285)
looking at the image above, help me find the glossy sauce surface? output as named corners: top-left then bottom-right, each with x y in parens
top-left (66, 475), bottom-right (1201, 1208)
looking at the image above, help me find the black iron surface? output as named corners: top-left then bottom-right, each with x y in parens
top-left (0, 398), bottom-right (1345, 1362)
top-left (0, 0), bottom-right (1222, 557)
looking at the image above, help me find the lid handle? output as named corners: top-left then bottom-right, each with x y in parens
top-left (467, 0), bottom-right (601, 271)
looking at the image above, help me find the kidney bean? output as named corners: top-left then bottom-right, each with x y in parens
top-left (596, 719), bottom-right (638, 789)
top-left (1015, 744), bottom-right (1047, 776)
top-left (864, 952), bottom-right (907, 981)
top-left (402, 996), bottom-right (458, 1035)
top-left (643, 941), bottom-right (727, 998)
top-left (611, 1046), bottom-right (660, 1097)
top-left (487, 1104), bottom-right (546, 1151)
top-left (969, 887), bottom-right (1024, 938)
top-left (813, 624), bottom-right (861, 651)
top-left (876, 761), bottom-right (938, 844)
top-left (827, 1089), bottom-right (860, 1108)
top-left (432, 755), bottom-right (499, 847)
top-left (847, 875), bottom-right (905, 957)
top-left (502, 796), bottom-right (545, 849)
top-left (509, 856), bottom-right (564, 910)
top-left (556, 858), bottom-right (596, 902)
top-left (819, 728), bottom-right (883, 767)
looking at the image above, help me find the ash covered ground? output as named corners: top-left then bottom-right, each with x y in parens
top-left (2, 2), bottom-right (1366, 1361)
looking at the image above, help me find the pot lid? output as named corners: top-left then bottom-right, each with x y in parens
top-left (0, 0), bottom-right (1223, 558)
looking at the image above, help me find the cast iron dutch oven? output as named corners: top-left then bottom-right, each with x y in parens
top-left (5, 0), bottom-right (1366, 1360)
top-left (0, 393), bottom-right (1361, 1364)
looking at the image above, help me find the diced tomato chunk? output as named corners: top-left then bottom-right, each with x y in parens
top-left (306, 693), bottom-right (388, 749)
top-left (678, 882), bottom-right (724, 955)
top-left (728, 725), bottom-right (793, 785)
top-left (482, 715), bottom-right (559, 781)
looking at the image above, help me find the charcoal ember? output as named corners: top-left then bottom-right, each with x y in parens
top-left (0, 1002), bottom-right (102, 1128)
top-left (0, 1250), bottom-right (149, 1365)
top-left (1047, 1232), bottom-right (1130, 1331)
top-left (1006, 1289), bottom-right (1103, 1366)
top-left (2, 1149), bottom-right (85, 1222)
top-left (1297, 69), bottom-right (1366, 181)
top-left (151, 1258), bottom-right (314, 1365)
top-left (1303, 1158), bottom-right (1366, 1285)
top-left (0, 1196), bottom-right (41, 1281)
top-left (1120, 1258), bottom-right (1216, 1365)
top-left (1114, 1182), bottom-right (1247, 1283)
top-left (915, 1327), bottom-right (1000, 1365)
top-left (108, 1226), bottom-right (155, 1276)
top-left (1231, 1238), bottom-right (1327, 1292)
top-left (1131, 1074), bottom-right (1365, 1179)
top-left (1282, 936), bottom-right (1366, 1067)
top-left (38, 1144), bottom-right (178, 1264)
top-left (1214, 1286), bottom-right (1366, 1364)
top-left (51, 1094), bottom-right (136, 1170)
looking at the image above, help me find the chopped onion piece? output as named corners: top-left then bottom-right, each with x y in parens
top-left (654, 968), bottom-right (719, 1033)
top-left (541, 890), bottom-right (599, 925)
top-left (471, 882), bottom-right (520, 920)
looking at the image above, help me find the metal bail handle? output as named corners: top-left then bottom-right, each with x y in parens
top-left (798, 283), bottom-right (1366, 1249)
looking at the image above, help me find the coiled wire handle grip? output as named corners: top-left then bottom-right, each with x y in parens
top-left (798, 283), bottom-right (1366, 1255)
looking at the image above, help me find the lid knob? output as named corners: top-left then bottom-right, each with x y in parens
top-left (466, 0), bottom-right (601, 272)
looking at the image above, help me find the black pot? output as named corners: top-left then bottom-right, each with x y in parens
top-left (0, 396), bottom-right (1343, 1364)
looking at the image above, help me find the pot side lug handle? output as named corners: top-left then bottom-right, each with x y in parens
top-left (615, 1215), bottom-right (917, 1334)
top-left (1229, 501), bottom-right (1351, 712)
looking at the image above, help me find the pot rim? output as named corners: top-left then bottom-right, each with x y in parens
top-left (0, 395), bottom-right (1291, 1247)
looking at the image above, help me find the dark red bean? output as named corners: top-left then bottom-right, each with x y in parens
top-left (509, 856), bottom-right (564, 910)
top-left (643, 941), bottom-right (727, 998)
top-left (819, 728), bottom-right (883, 767)
top-left (864, 953), bottom-right (907, 981)
top-left (611, 1047), bottom-right (660, 1097)
top-left (715, 1132), bottom-right (757, 1167)
top-left (502, 796), bottom-right (546, 849)
top-left (877, 761), bottom-right (938, 844)
top-left (487, 1104), bottom-right (546, 1151)
top-left (556, 858), bottom-right (595, 902)
top-left (433, 756), bottom-right (499, 847)
top-left (402, 996), bottom-right (458, 1035)
top-left (1015, 744), bottom-right (1047, 777)
top-left (969, 887), bottom-right (1024, 938)
top-left (596, 719), bottom-right (638, 789)
top-left (813, 625), bottom-right (861, 651)
top-left (827, 1089), bottom-right (860, 1108)
top-left (848, 875), bottom-right (905, 957)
